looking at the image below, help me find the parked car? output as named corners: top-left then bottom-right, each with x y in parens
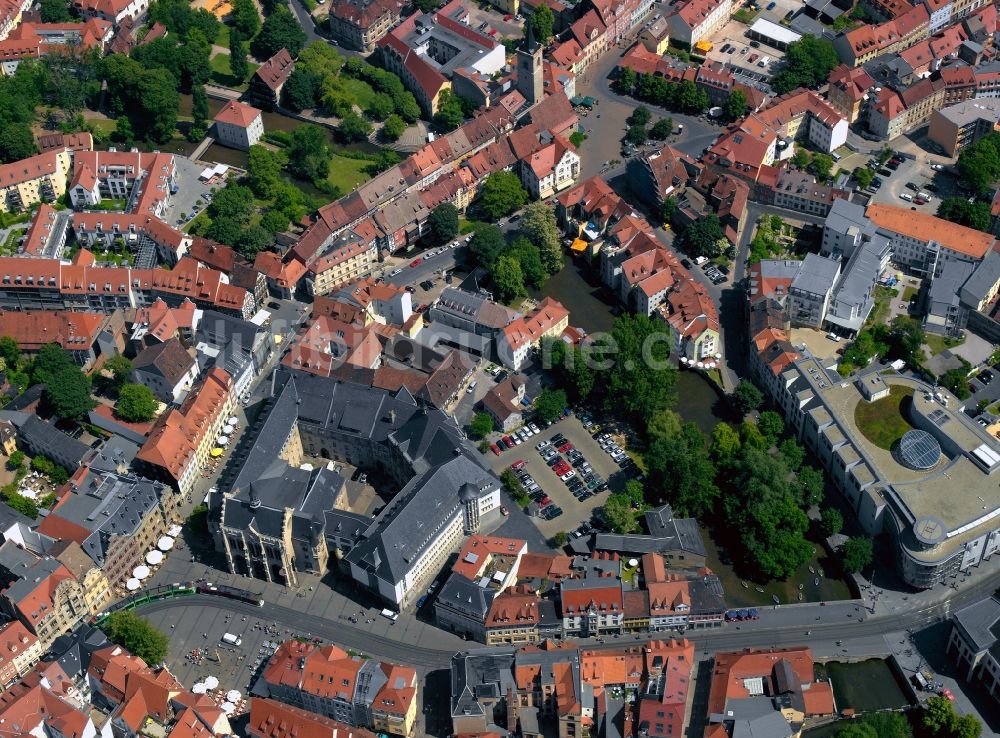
top-left (409, 258), bottom-right (423, 267)
top-left (490, 444), bottom-right (501, 455)
top-left (511, 459), bottom-right (525, 470)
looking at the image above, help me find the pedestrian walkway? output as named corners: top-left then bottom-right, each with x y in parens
top-left (191, 136), bottom-right (216, 161)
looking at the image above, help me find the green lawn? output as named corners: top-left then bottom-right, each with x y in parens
top-left (459, 217), bottom-right (490, 234)
top-left (208, 52), bottom-right (259, 90)
top-left (924, 333), bottom-right (963, 356)
top-left (215, 24), bottom-right (230, 49)
top-left (902, 285), bottom-right (918, 302)
top-left (98, 199), bottom-right (126, 211)
top-left (0, 229), bottom-right (21, 255)
top-left (854, 385), bottom-right (914, 450)
top-left (328, 153), bottom-right (373, 193)
top-left (342, 77), bottom-right (377, 109)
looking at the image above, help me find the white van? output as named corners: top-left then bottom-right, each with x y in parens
top-left (381, 608), bottom-right (399, 621)
top-left (466, 380), bottom-right (478, 394)
top-left (899, 193), bottom-right (913, 202)
top-left (221, 633), bottom-right (242, 646)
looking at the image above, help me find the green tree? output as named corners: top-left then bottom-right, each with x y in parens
top-left (842, 536), bottom-right (873, 573)
top-left (39, 0), bottom-right (73, 22)
top-left (508, 236), bottom-right (546, 289)
top-left (710, 422), bottom-right (742, 465)
top-left (645, 421), bottom-right (719, 517)
top-left (937, 197), bottom-right (992, 232)
top-left (921, 695), bottom-right (980, 738)
top-left (569, 131), bottom-right (586, 148)
top-left (0, 124), bottom-right (36, 164)
top-left (428, 203), bottom-right (459, 245)
top-left (535, 388), bottom-right (567, 424)
top-left (5, 450), bottom-right (24, 471)
top-left (114, 115), bottom-right (134, 144)
top-left (520, 201), bottom-right (562, 274)
top-left (31, 456), bottom-right (54, 475)
top-left (757, 410), bottom-right (784, 446)
top-left (796, 465), bottom-right (824, 507)
top-left (887, 315), bottom-right (926, 366)
top-left (5, 494), bottom-right (37, 518)
top-left (731, 379), bottom-right (763, 416)
top-left (492, 254), bottom-right (526, 303)
top-left (627, 105), bottom-right (651, 126)
top-left (180, 29), bottom-right (212, 89)
top-left (413, 0), bottom-right (438, 10)
top-left (246, 144), bottom-right (286, 199)
top-left (282, 68), bottom-right (320, 111)
top-left (208, 183), bottom-right (256, 223)
top-left (260, 209), bottom-right (290, 234)
top-left (469, 225), bottom-right (506, 267)
top-left (779, 437), bottom-right (804, 470)
top-left (724, 89), bottom-right (748, 120)
top-left (649, 118), bottom-right (673, 139)
top-left (604, 491), bottom-right (641, 533)
top-left (105, 611), bottom-right (169, 665)
top-left (820, 507), bottom-right (844, 537)
top-left (104, 355), bottom-right (133, 385)
top-left (957, 131), bottom-right (1000, 195)
top-left (32, 344), bottom-right (75, 385)
top-left (138, 68), bottom-right (180, 143)
top-left (236, 225), bottom-right (273, 259)
top-left (365, 92), bottom-right (394, 121)
top-left (253, 7), bottom-right (306, 58)
top-left (432, 89), bottom-right (465, 131)
top-left (599, 314), bottom-right (676, 422)
top-left (192, 84), bottom-right (209, 132)
top-left (683, 213), bottom-right (725, 258)
top-left (187, 503), bottom-right (209, 538)
top-left (337, 111), bottom-right (372, 143)
top-left (471, 412), bottom-right (494, 438)
top-left (662, 197), bottom-right (679, 225)
top-left (791, 148), bottom-right (811, 169)
top-left (940, 364), bottom-right (972, 400)
top-left (287, 124), bottom-right (331, 183)
top-left (853, 167), bottom-right (874, 189)
top-left (480, 171), bottom-right (528, 220)
top-left (0, 337), bottom-right (19, 368)
top-left (810, 153), bottom-right (834, 179)
top-left (551, 531), bottom-right (568, 547)
top-left (528, 3), bottom-right (555, 40)
top-left (772, 36), bottom-right (839, 93)
top-left (626, 125), bottom-right (647, 146)
top-left (617, 66), bottom-right (636, 94)
top-left (382, 114), bottom-right (407, 141)
top-left (45, 368), bottom-right (96, 420)
top-left (230, 0), bottom-right (261, 38)
top-left (229, 29), bottom-right (250, 81)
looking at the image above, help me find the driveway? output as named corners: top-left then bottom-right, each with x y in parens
top-left (484, 415), bottom-right (629, 539)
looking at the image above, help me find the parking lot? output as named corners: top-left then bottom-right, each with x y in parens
top-left (484, 414), bottom-right (636, 540)
top-left (704, 16), bottom-right (788, 91)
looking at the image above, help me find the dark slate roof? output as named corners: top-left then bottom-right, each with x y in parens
top-left (44, 624), bottom-right (110, 680)
top-left (595, 505), bottom-right (706, 557)
top-left (324, 509), bottom-right (371, 544)
top-left (953, 595), bottom-right (1000, 652)
top-left (18, 415), bottom-right (90, 468)
top-left (45, 471), bottom-right (167, 568)
top-left (344, 454), bottom-right (499, 583)
top-left (436, 572), bottom-right (497, 619)
top-left (5, 385), bottom-right (43, 412)
top-left (450, 649), bottom-right (517, 720)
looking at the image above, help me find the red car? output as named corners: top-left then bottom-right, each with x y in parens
top-left (554, 463), bottom-right (571, 475)
top-left (504, 13), bottom-right (513, 19)
top-left (502, 436), bottom-right (514, 448)
top-left (490, 444), bottom-right (502, 456)
top-left (511, 459), bottom-right (526, 470)
top-left (540, 496), bottom-right (552, 506)
top-left (558, 442), bottom-right (574, 453)
top-left (409, 258), bottom-right (423, 267)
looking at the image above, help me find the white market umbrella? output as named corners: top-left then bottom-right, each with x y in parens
top-left (221, 702), bottom-right (235, 716)
top-left (227, 689), bottom-right (241, 702)
top-left (680, 357), bottom-right (689, 364)
top-left (158, 536), bottom-right (175, 551)
top-left (133, 565), bottom-right (150, 580)
top-left (217, 436), bottom-right (229, 446)
top-left (204, 675), bottom-right (219, 689)
top-left (145, 550), bottom-right (164, 565)
top-left (228, 416), bottom-right (238, 424)
top-left (628, 558), bottom-right (638, 567)
top-left (192, 683), bottom-right (207, 694)
top-left (168, 525), bottom-right (182, 537)
top-left (126, 578), bottom-right (141, 591)
top-left (715, 353), bottom-right (722, 360)
top-left (696, 361), bottom-right (704, 369)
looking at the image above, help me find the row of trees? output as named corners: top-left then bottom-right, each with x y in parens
top-left (835, 696), bottom-right (983, 738)
top-left (770, 36), bottom-right (840, 94)
top-left (468, 202), bottom-right (562, 302)
top-left (937, 196), bottom-right (992, 233)
top-left (616, 68), bottom-right (710, 115)
top-left (957, 131), bottom-right (1000, 196)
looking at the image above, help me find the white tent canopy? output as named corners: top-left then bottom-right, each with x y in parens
top-left (226, 690), bottom-right (241, 702)
top-left (158, 536), bottom-right (174, 551)
top-left (192, 683), bottom-right (207, 694)
top-left (204, 676), bottom-right (219, 689)
top-left (145, 550), bottom-right (164, 565)
top-left (133, 565), bottom-right (150, 580)
top-left (168, 525), bottom-right (182, 537)
top-left (126, 578), bottom-right (141, 591)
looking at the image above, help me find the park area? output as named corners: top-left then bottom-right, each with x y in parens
top-left (854, 386), bottom-right (914, 450)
